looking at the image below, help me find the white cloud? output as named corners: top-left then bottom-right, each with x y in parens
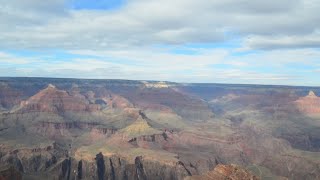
top-left (0, 52), bottom-right (38, 64)
top-left (0, 47), bottom-right (319, 85)
top-left (0, 0), bottom-right (319, 50)
top-left (0, 0), bottom-right (319, 85)
top-left (244, 32), bottom-right (320, 50)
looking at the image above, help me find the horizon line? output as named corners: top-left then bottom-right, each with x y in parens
top-left (0, 76), bottom-right (319, 88)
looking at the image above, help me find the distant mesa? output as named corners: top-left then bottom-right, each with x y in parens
top-left (142, 81), bottom-right (169, 88)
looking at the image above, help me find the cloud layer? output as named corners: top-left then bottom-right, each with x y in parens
top-left (1, 0), bottom-right (319, 50)
top-left (0, 0), bottom-right (319, 85)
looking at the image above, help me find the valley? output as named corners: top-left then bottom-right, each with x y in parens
top-left (0, 77), bottom-right (320, 180)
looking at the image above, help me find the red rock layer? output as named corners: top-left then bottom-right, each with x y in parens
top-left (19, 84), bottom-right (100, 113)
top-left (294, 91), bottom-right (320, 115)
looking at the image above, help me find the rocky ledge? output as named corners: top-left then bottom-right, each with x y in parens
top-left (185, 164), bottom-right (259, 180)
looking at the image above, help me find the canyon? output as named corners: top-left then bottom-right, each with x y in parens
top-left (0, 77), bottom-right (320, 180)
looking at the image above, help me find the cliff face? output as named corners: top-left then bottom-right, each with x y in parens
top-left (0, 142), bottom-right (59, 174)
top-left (82, 154), bottom-right (191, 180)
top-left (36, 121), bottom-right (117, 137)
top-left (0, 150), bottom-right (190, 180)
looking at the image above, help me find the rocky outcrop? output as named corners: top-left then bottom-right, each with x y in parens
top-left (96, 153), bottom-right (105, 180)
top-left (19, 84), bottom-right (101, 113)
top-left (185, 164), bottom-right (259, 180)
top-left (59, 158), bottom-right (72, 180)
top-left (119, 117), bottom-right (161, 139)
top-left (0, 144), bottom-right (59, 174)
top-left (294, 91), bottom-right (320, 115)
top-left (0, 142), bottom-right (192, 180)
top-left (36, 121), bottom-right (117, 137)
top-left (128, 133), bottom-right (169, 149)
top-left (92, 127), bottom-right (117, 135)
top-left (55, 154), bottom-right (191, 180)
top-left (142, 81), bottom-right (170, 89)
top-left (102, 94), bottom-right (134, 109)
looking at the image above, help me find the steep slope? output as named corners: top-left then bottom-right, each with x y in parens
top-left (120, 117), bottom-right (161, 138)
top-left (19, 84), bottom-right (100, 113)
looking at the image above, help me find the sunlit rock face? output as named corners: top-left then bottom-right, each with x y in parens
top-left (142, 81), bottom-right (170, 88)
top-left (294, 90), bottom-right (320, 115)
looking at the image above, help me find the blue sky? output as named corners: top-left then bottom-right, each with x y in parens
top-left (69, 0), bottom-right (124, 10)
top-left (0, 0), bottom-right (320, 86)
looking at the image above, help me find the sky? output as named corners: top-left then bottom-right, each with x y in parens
top-left (0, 0), bottom-right (320, 86)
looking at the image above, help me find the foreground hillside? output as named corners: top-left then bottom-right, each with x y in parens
top-left (0, 77), bottom-right (320, 180)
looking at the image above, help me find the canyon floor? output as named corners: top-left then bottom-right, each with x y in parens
top-left (0, 77), bottom-right (320, 180)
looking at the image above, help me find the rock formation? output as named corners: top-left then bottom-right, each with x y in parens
top-left (185, 164), bottom-right (259, 180)
top-left (1, 78), bottom-right (320, 180)
top-left (19, 84), bottom-right (100, 113)
top-left (294, 90), bottom-right (320, 115)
